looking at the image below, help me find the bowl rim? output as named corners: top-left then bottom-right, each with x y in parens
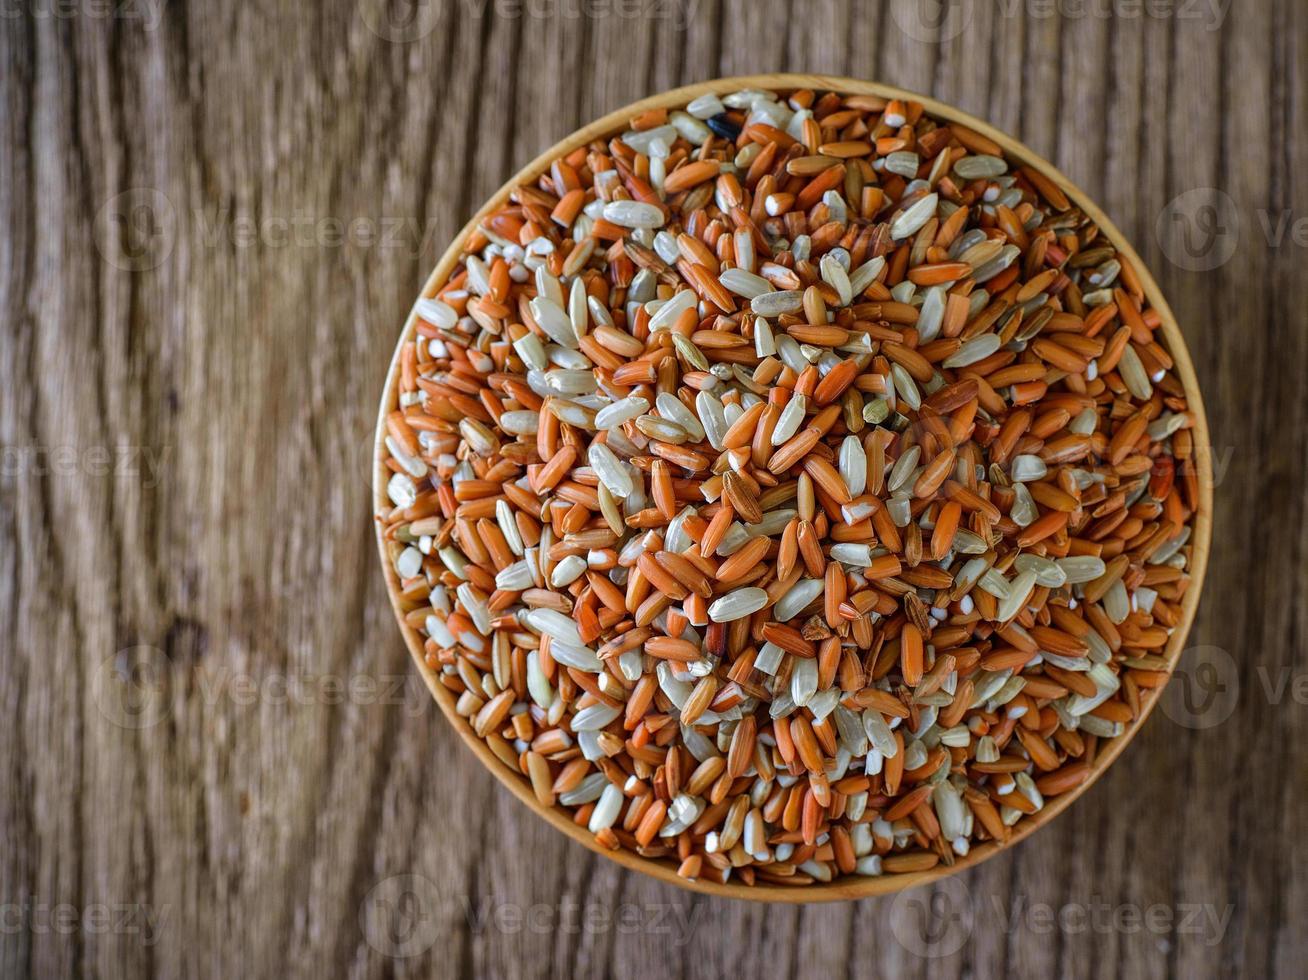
top-left (373, 72), bottom-right (1213, 903)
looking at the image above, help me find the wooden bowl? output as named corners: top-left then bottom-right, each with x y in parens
top-left (373, 73), bottom-right (1213, 902)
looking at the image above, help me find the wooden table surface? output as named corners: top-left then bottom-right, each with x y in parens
top-left (2, 1), bottom-right (1304, 977)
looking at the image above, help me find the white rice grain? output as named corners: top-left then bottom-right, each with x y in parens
top-left (707, 587), bottom-right (769, 623)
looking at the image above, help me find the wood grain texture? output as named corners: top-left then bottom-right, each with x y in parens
top-left (1, 1), bottom-right (1304, 978)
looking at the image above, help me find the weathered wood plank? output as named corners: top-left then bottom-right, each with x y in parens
top-left (0, 2), bottom-right (1304, 978)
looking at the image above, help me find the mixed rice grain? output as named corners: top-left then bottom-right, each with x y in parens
top-left (379, 86), bottom-right (1202, 887)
